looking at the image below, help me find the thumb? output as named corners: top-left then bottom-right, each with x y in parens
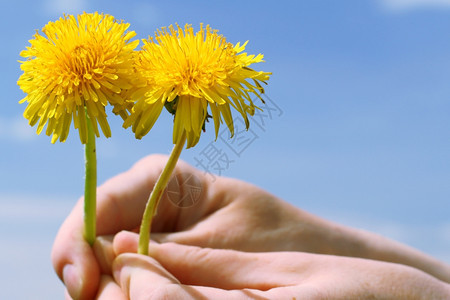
top-left (112, 253), bottom-right (182, 300)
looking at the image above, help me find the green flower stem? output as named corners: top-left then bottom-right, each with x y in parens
top-left (138, 130), bottom-right (187, 255)
top-left (83, 111), bottom-right (97, 246)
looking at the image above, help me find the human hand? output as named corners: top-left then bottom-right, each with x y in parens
top-left (52, 154), bottom-right (450, 299)
top-left (108, 231), bottom-right (450, 300)
top-left (54, 154), bottom-right (321, 299)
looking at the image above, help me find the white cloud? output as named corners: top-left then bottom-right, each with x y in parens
top-left (320, 211), bottom-right (413, 242)
top-left (317, 210), bottom-right (450, 264)
top-left (11, 116), bottom-right (36, 141)
top-left (380, 0), bottom-right (450, 12)
top-left (43, 0), bottom-right (87, 16)
top-left (0, 194), bottom-right (72, 299)
top-left (0, 115), bottom-right (37, 142)
top-left (0, 194), bottom-right (73, 221)
top-left (439, 223), bottom-right (450, 243)
top-left (97, 138), bottom-right (119, 159)
top-left (0, 236), bottom-right (65, 299)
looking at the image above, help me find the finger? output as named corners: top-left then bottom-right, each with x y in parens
top-left (52, 154), bottom-right (240, 299)
top-left (112, 253), bottom-right (180, 299)
top-left (151, 210), bottom-right (242, 249)
top-left (51, 155), bottom-right (155, 299)
top-left (52, 161), bottom-right (149, 300)
top-left (96, 154), bottom-right (170, 235)
top-left (148, 242), bottom-right (302, 290)
top-left (64, 289), bottom-right (72, 300)
top-left (113, 253), bottom-right (270, 300)
top-left (95, 275), bottom-right (128, 300)
top-left (113, 222), bottom-right (224, 254)
top-left (153, 180), bottom-right (293, 252)
top-left (51, 155), bottom-right (200, 299)
top-left (52, 215), bottom-right (100, 300)
top-left (113, 231), bottom-right (139, 254)
top-left (93, 235), bottom-right (115, 275)
top-left (153, 194), bottom-right (286, 251)
top-left (115, 233), bottom-right (416, 298)
top-left (92, 154), bottom-right (222, 234)
top-left (146, 159), bottom-right (220, 233)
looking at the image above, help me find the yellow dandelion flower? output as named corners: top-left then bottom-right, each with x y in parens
top-left (124, 23), bottom-right (271, 148)
top-left (17, 12), bottom-right (139, 143)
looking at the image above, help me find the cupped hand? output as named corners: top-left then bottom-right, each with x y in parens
top-left (53, 154), bottom-right (313, 299)
top-left (110, 231), bottom-right (450, 300)
top-left (52, 154), bottom-right (450, 299)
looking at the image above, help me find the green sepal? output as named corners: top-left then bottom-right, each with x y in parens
top-left (164, 96), bottom-right (179, 115)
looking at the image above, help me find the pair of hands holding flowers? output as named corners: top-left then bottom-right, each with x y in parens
top-left (52, 155), bottom-right (450, 300)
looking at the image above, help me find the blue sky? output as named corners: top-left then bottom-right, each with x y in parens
top-left (1, 0), bottom-right (450, 298)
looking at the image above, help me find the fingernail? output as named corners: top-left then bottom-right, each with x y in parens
top-left (63, 264), bottom-right (82, 300)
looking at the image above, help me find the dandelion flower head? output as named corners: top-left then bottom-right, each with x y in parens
top-left (18, 12), bottom-right (139, 143)
top-left (124, 23), bottom-right (271, 148)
